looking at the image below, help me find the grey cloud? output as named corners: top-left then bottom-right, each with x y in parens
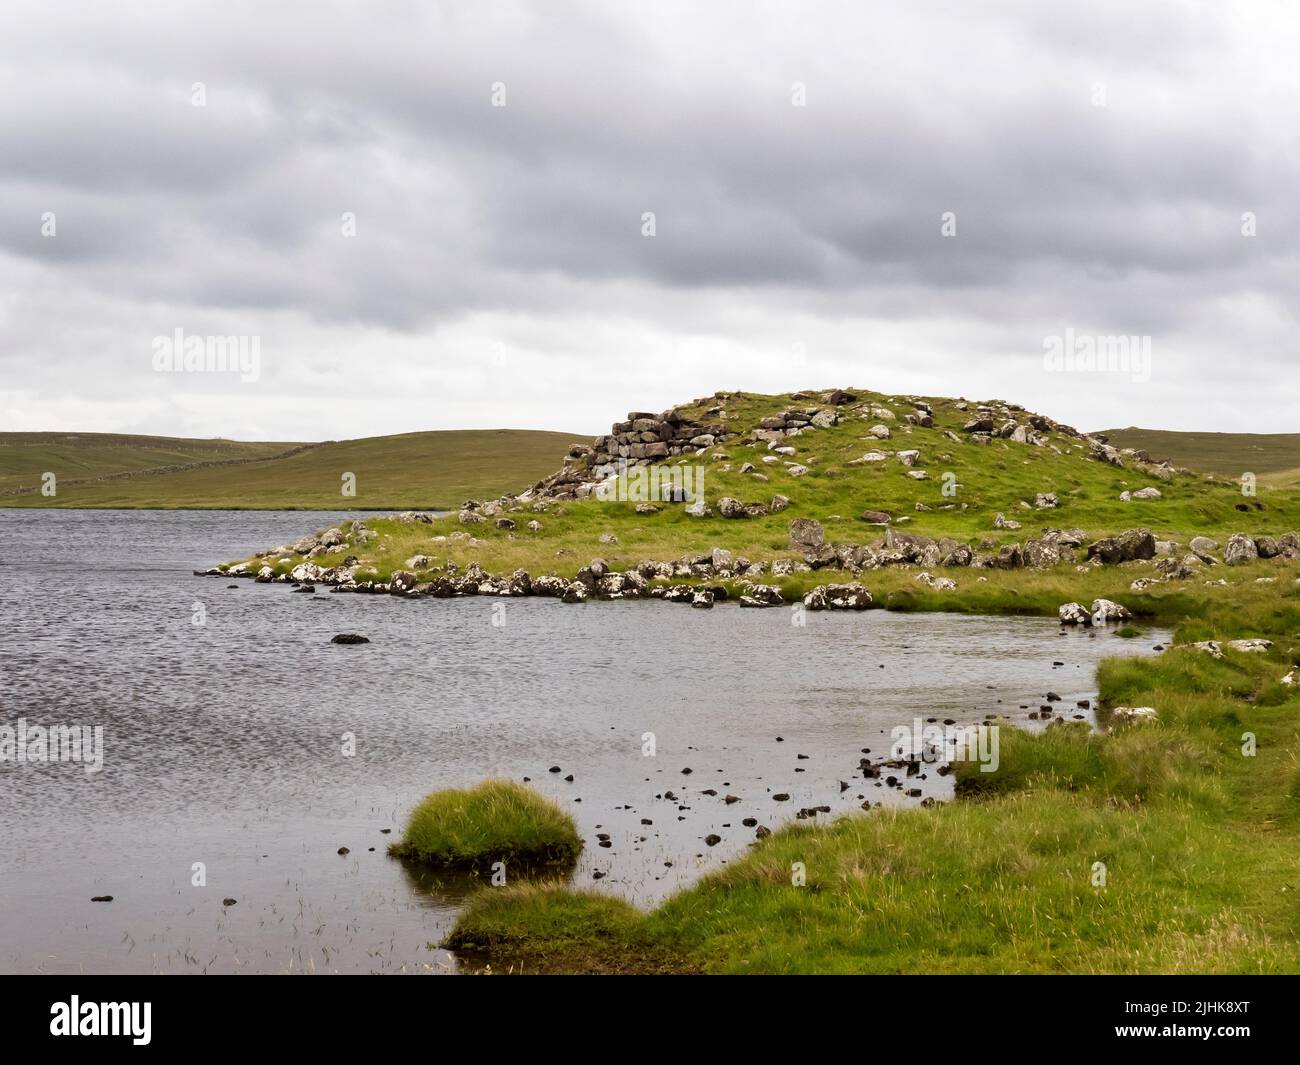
top-left (0, 0), bottom-right (1297, 436)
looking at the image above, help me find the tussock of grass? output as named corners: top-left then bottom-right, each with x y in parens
top-left (446, 883), bottom-right (640, 949)
top-left (390, 780), bottom-right (582, 869)
top-left (444, 884), bottom-right (695, 973)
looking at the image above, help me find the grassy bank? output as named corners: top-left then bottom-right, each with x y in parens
top-left (389, 780), bottom-right (583, 869)
top-left (1, 429), bottom-right (583, 509)
top-left (446, 570), bottom-right (1300, 973)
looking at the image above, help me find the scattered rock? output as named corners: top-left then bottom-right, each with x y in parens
top-left (1110, 706), bottom-right (1158, 726)
top-left (1224, 533), bottom-right (1259, 565)
top-left (738, 584), bottom-right (784, 608)
top-left (1090, 598), bottom-right (1133, 623)
top-left (788, 518), bottom-right (825, 549)
top-left (1058, 602), bottom-right (1092, 626)
top-left (803, 583), bottom-right (872, 610)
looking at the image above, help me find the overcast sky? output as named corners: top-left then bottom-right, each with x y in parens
top-left (1, 0), bottom-right (1296, 440)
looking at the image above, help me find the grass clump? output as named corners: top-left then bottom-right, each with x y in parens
top-left (390, 780), bottom-right (582, 869)
top-left (442, 883), bottom-right (695, 973)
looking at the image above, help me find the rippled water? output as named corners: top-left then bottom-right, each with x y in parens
top-left (0, 510), bottom-right (1167, 974)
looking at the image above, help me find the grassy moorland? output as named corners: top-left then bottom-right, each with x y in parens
top-left (1101, 427), bottom-right (1300, 483)
top-left (207, 386), bottom-right (1300, 974)
top-left (0, 429), bottom-right (583, 510)
top-left (0, 432), bottom-right (302, 492)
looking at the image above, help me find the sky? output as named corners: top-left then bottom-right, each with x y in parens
top-left (1, 0), bottom-right (1296, 441)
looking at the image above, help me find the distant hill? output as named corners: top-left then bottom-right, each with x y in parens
top-left (0, 429), bottom-right (585, 509)
top-left (1099, 428), bottom-right (1300, 483)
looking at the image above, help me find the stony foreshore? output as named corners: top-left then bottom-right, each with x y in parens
top-left (200, 514), bottom-right (1300, 614)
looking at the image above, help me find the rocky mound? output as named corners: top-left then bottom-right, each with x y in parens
top-left (523, 388), bottom-right (1183, 502)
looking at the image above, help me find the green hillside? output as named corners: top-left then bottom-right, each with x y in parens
top-left (233, 388), bottom-right (1300, 584)
top-left (1101, 427), bottom-right (1300, 482)
top-left (0, 429), bottom-right (584, 510)
top-left (0, 432), bottom-right (301, 491)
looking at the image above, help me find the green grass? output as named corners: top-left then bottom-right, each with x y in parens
top-left (389, 780), bottom-right (583, 869)
top-left (190, 385), bottom-right (1300, 973)
top-left (1, 429), bottom-right (584, 509)
top-left (1101, 427), bottom-right (1300, 482)
top-left (224, 388), bottom-right (1300, 584)
top-left (444, 884), bottom-right (693, 974)
top-left (0, 432), bottom-right (302, 493)
top-left (443, 576), bottom-right (1300, 973)
top-left (423, 490), bottom-right (1300, 974)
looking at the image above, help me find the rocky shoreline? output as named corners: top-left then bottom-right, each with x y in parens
top-left (197, 388), bottom-right (1300, 616)
top-left (199, 514), bottom-right (1300, 614)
